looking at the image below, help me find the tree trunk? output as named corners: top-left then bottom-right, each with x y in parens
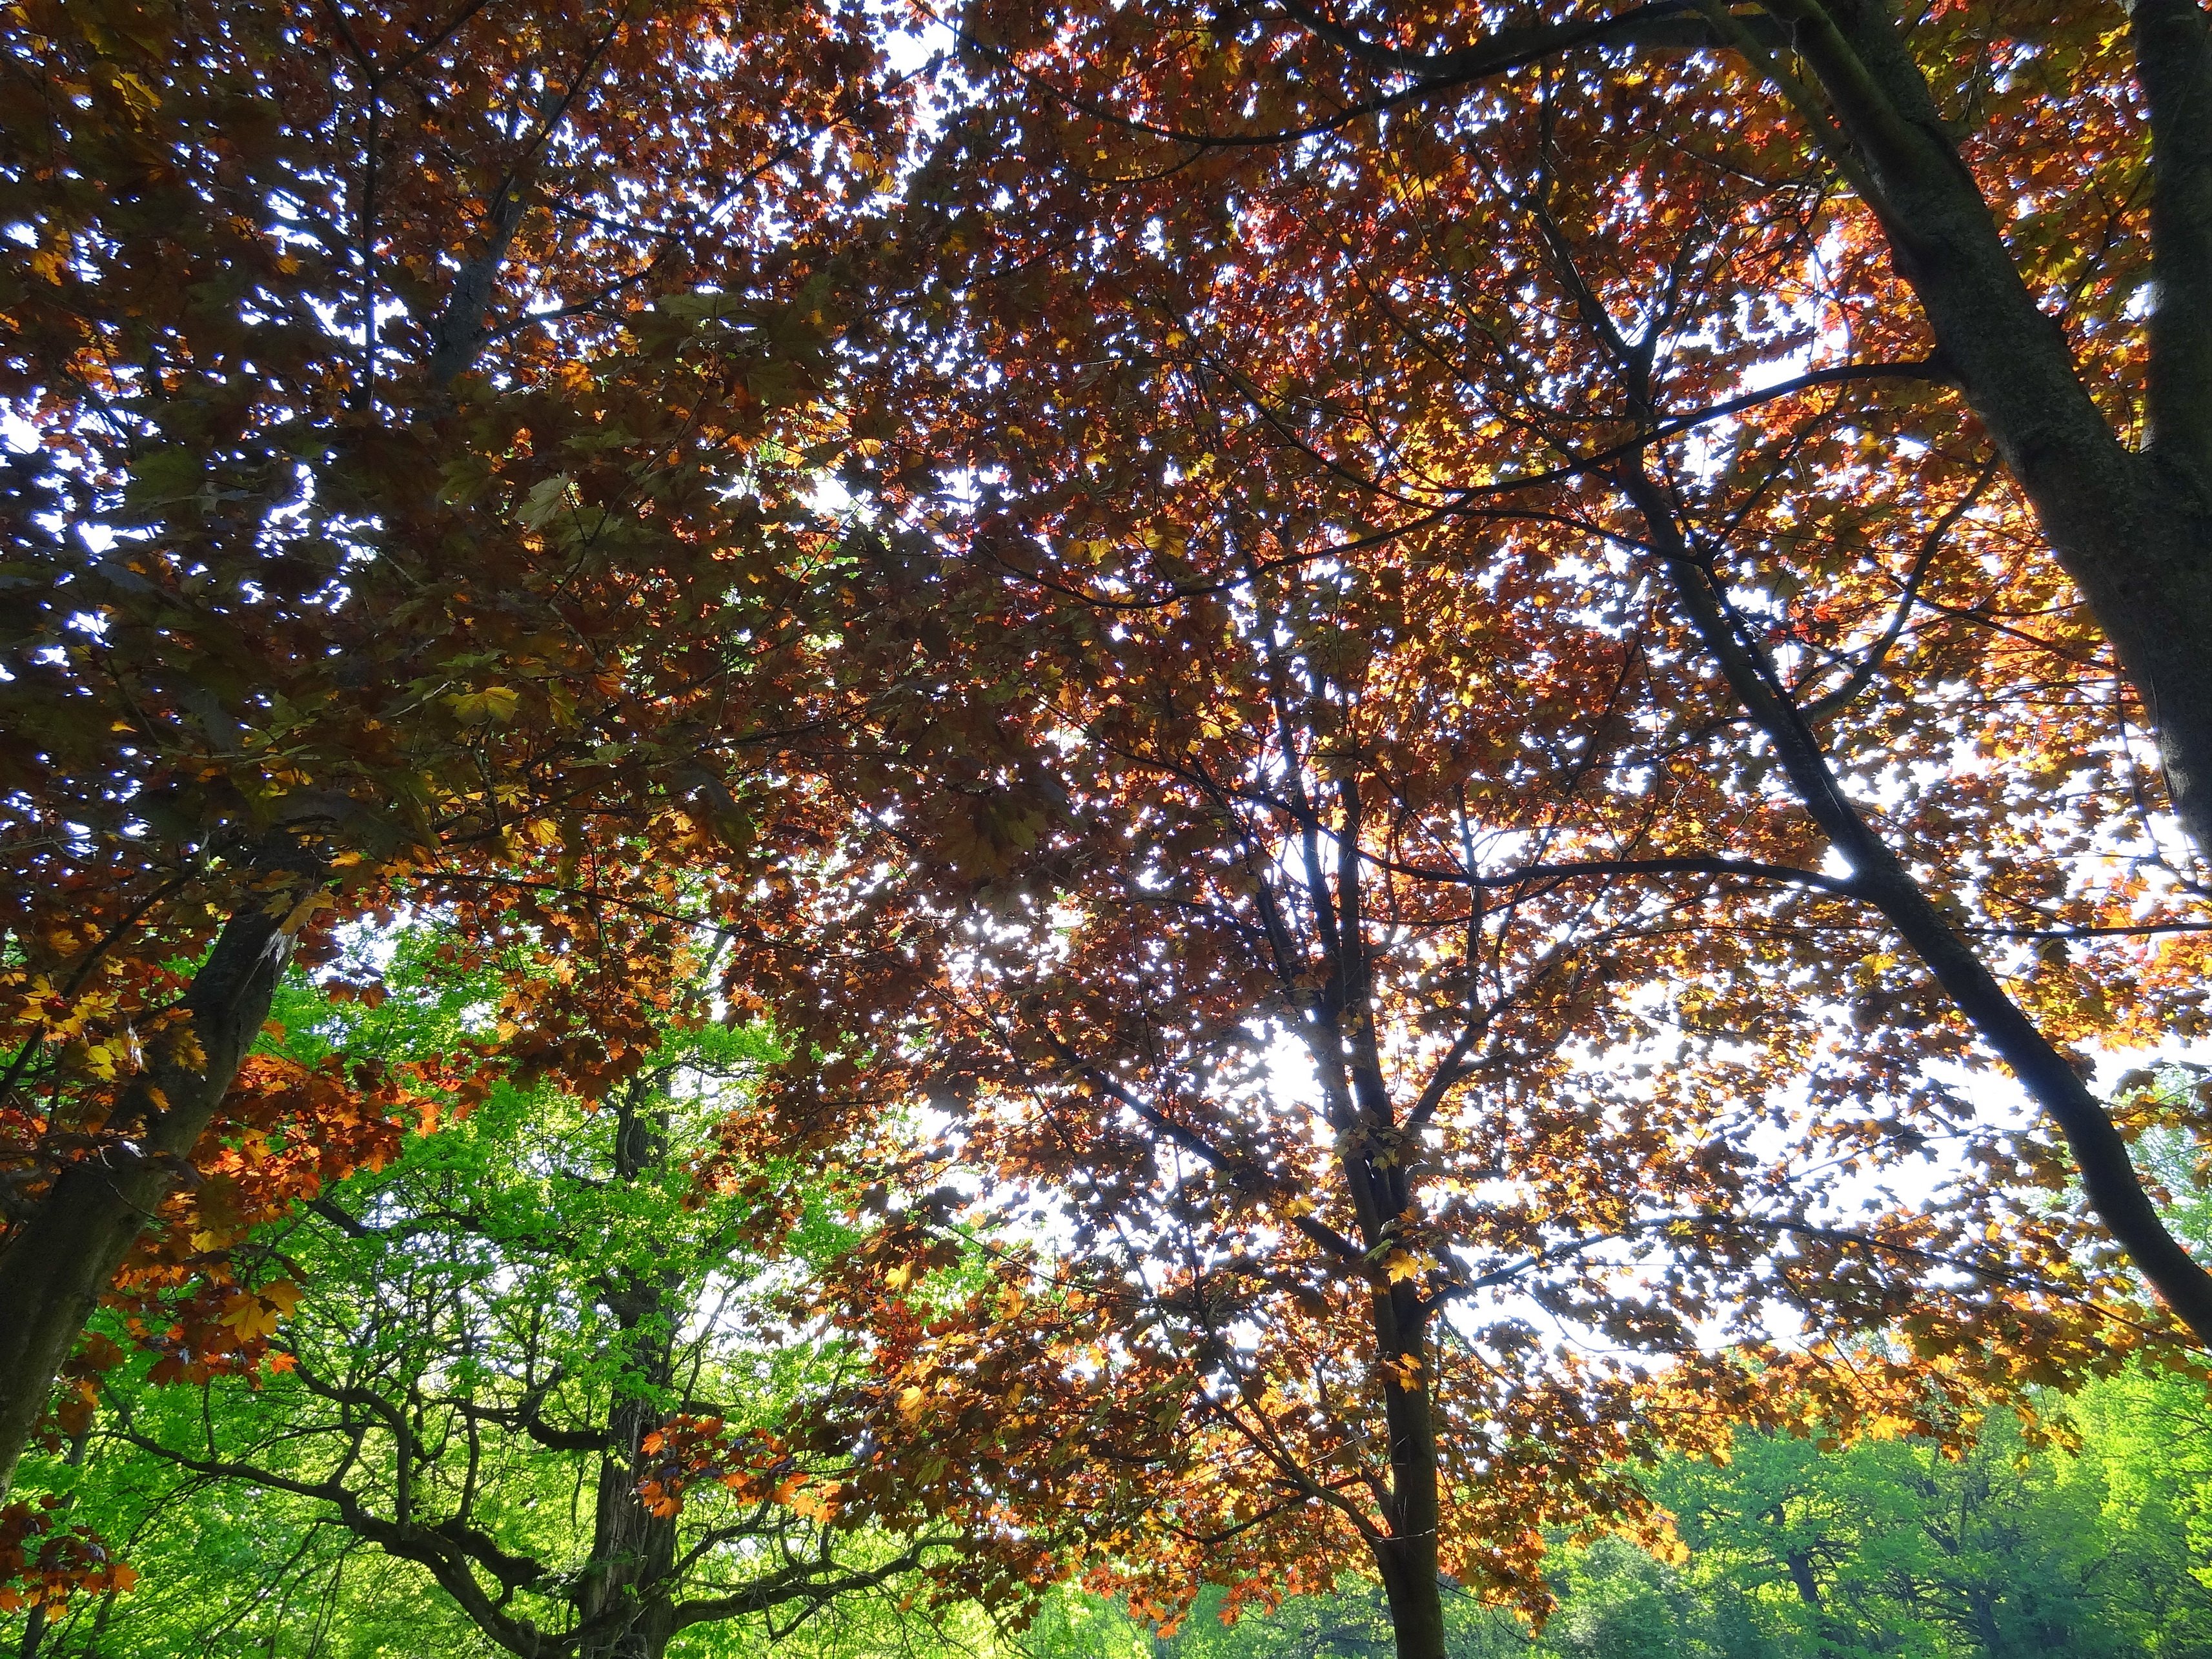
top-left (1370, 1274), bottom-right (1448, 1659)
top-left (574, 1097), bottom-right (680, 1659)
top-left (1781, 0), bottom-right (2212, 864)
top-left (575, 1389), bottom-right (680, 1659)
top-left (1783, 1547), bottom-right (1822, 1610)
top-left (0, 878), bottom-right (311, 1498)
top-left (1375, 1542), bottom-right (1449, 1659)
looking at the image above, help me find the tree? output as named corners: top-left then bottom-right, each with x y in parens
top-left (1015, 1365), bottom-right (2212, 1659)
top-left (812, 0), bottom-right (2212, 1332)
top-left (14, 935), bottom-right (942, 1659)
top-left (660, 3), bottom-right (2212, 1633)
top-left (1655, 1389), bottom-right (2212, 1656)
top-left (0, 0), bottom-right (906, 1492)
top-left (695, 489), bottom-right (2158, 1659)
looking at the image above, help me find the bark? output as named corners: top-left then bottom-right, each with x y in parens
top-left (574, 1386), bottom-right (679, 1659)
top-left (0, 860), bottom-right (319, 1499)
top-left (1375, 1540), bottom-right (1449, 1659)
top-left (427, 184), bottom-right (529, 388)
top-left (2135, 0), bottom-right (2212, 487)
top-left (1372, 1279), bottom-right (1447, 1659)
top-left (1306, 769), bottom-right (1451, 1659)
top-left (1772, 0), bottom-right (2212, 864)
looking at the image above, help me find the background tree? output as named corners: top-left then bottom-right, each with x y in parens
top-left (0, 0), bottom-right (907, 1490)
top-left (9, 932), bottom-right (943, 1659)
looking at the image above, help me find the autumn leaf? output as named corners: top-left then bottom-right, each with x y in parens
top-left (444, 687), bottom-right (523, 726)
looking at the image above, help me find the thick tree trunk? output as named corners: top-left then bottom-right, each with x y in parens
top-left (576, 1390), bottom-right (680, 1659)
top-left (1781, 0), bottom-right (2212, 864)
top-left (0, 880), bottom-right (310, 1498)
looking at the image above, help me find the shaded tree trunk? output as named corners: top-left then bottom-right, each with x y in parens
top-left (575, 1388), bottom-right (680, 1659)
top-left (1371, 1279), bottom-right (1448, 1659)
top-left (573, 1096), bottom-right (682, 1659)
top-left (0, 871), bottom-right (314, 1498)
top-left (1777, 1538), bottom-right (1851, 1656)
top-left (1375, 1536), bottom-right (1448, 1659)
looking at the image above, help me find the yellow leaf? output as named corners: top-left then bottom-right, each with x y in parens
top-left (280, 889), bottom-right (333, 933)
top-left (445, 687), bottom-right (523, 726)
top-left (219, 1293), bottom-right (281, 1339)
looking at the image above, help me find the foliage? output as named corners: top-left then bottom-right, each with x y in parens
top-left (700, 6), bottom-right (2212, 1651)
top-left (23, 1365), bottom-right (2212, 1655)
top-left (5, 934), bottom-right (943, 1658)
top-left (0, 0), bottom-right (911, 1485)
top-left (13, 4), bottom-right (2212, 1658)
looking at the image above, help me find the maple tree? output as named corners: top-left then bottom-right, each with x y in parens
top-left (94, 948), bottom-right (941, 1659)
top-left (0, 0), bottom-right (906, 1498)
top-left (933, 0), bottom-right (2212, 861)
top-left (682, 3), bottom-right (2212, 1655)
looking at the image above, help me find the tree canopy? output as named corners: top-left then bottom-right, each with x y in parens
top-left (8, 3), bottom-right (2212, 1658)
top-left (0, 0), bottom-right (906, 1490)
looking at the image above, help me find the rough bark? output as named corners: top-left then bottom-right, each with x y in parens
top-left (574, 1389), bottom-right (680, 1659)
top-left (0, 859), bottom-right (319, 1498)
top-left (573, 1097), bottom-right (681, 1659)
top-left (1772, 0), bottom-right (2212, 864)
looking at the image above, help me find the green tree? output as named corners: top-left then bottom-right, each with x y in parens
top-left (7, 937), bottom-right (940, 1659)
top-left (1658, 1392), bottom-right (2212, 1656)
